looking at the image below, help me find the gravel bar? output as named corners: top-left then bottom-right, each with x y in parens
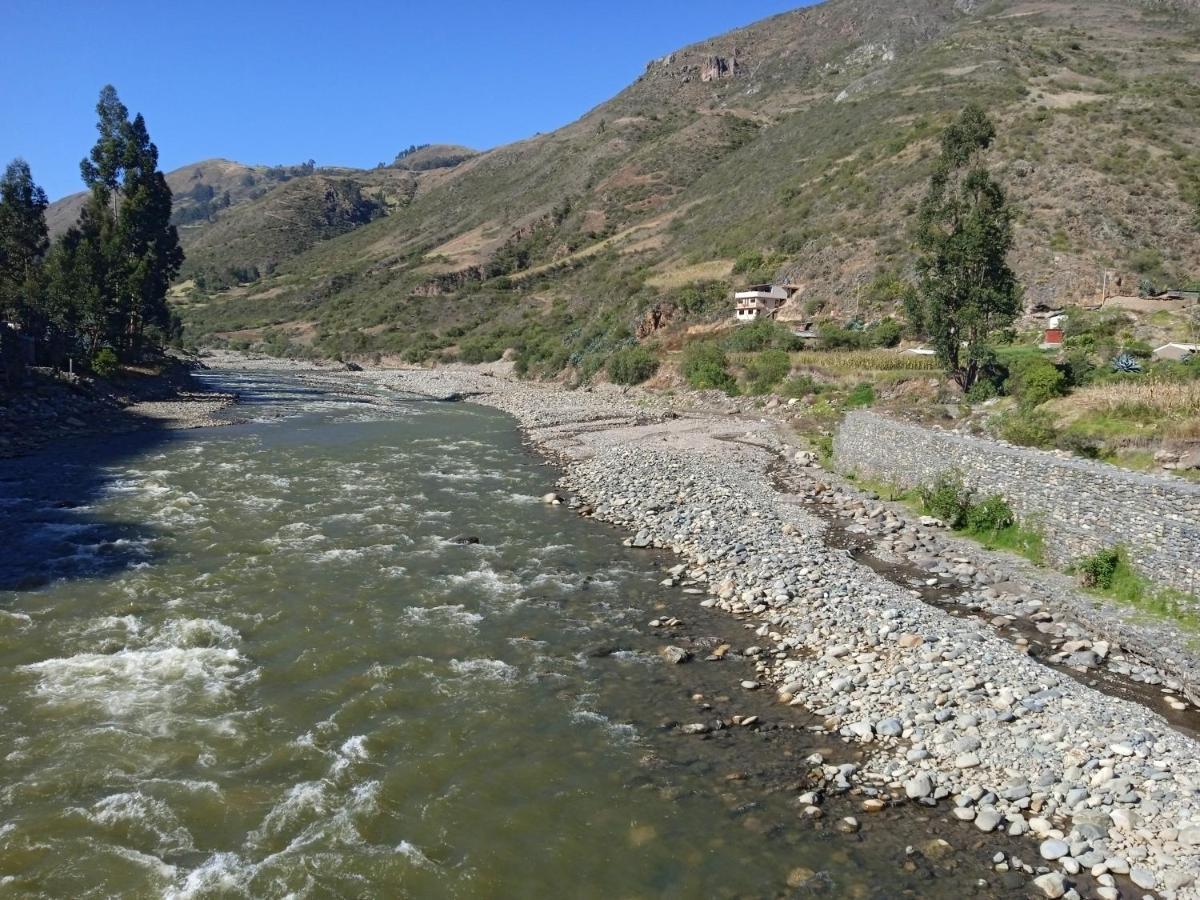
top-left (224, 361), bottom-right (1200, 899)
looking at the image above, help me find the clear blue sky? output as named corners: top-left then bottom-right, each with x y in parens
top-left (3, 0), bottom-right (809, 200)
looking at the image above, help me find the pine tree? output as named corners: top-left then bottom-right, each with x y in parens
top-left (45, 194), bottom-right (119, 353)
top-left (0, 159), bottom-right (50, 328)
top-left (116, 113), bottom-right (183, 348)
top-left (71, 85), bottom-right (183, 356)
top-left (912, 105), bottom-right (1020, 392)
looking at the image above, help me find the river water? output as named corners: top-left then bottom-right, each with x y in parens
top-left (0, 374), bottom-right (1004, 897)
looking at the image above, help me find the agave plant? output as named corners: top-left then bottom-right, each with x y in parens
top-left (1111, 352), bottom-right (1143, 374)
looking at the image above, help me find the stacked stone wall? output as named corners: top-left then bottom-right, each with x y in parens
top-left (833, 411), bottom-right (1200, 597)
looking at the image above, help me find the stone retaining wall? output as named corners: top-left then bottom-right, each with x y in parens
top-left (833, 410), bottom-right (1200, 598)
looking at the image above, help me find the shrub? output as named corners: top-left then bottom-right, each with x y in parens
top-left (845, 382), bottom-right (876, 407)
top-left (732, 251), bottom-right (766, 275)
top-left (781, 374), bottom-right (825, 398)
top-left (995, 408), bottom-right (1058, 448)
top-left (965, 495), bottom-right (1015, 533)
top-left (743, 349), bottom-right (792, 392)
top-left (919, 472), bottom-right (974, 528)
top-left (606, 346), bottom-right (659, 385)
top-left (818, 323), bottom-right (866, 350)
top-left (681, 343), bottom-right (737, 393)
top-left (458, 335), bottom-right (505, 364)
top-left (1056, 430), bottom-right (1102, 459)
top-left (866, 318), bottom-right (903, 348)
top-left (673, 280), bottom-right (729, 316)
top-left (1076, 547), bottom-right (1122, 589)
top-left (965, 378), bottom-right (999, 402)
top-left (91, 348), bottom-right (120, 378)
top-left (1006, 354), bottom-right (1066, 406)
top-left (1062, 348), bottom-right (1098, 388)
top-left (724, 319), bottom-right (801, 352)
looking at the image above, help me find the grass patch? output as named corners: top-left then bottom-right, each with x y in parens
top-left (1074, 547), bottom-right (1200, 633)
top-left (965, 520), bottom-right (1046, 565)
top-left (849, 474), bottom-right (919, 504)
top-left (845, 382), bottom-right (876, 408)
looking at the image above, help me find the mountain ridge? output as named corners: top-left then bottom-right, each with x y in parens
top-left (48, 0), bottom-right (1200, 368)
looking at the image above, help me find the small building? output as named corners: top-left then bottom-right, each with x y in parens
top-left (904, 346), bottom-right (937, 356)
top-left (1152, 342), bottom-right (1200, 362)
top-left (1042, 328), bottom-right (1064, 348)
top-left (734, 284), bottom-right (799, 323)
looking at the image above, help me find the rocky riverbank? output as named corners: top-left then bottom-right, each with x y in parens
top-left (211, 359), bottom-right (1200, 898)
top-left (0, 357), bottom-right (235, 458)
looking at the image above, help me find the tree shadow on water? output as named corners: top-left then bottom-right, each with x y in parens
top-left (0, 421), bottom-right (181, 594)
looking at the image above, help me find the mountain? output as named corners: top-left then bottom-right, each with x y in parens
top-left (46, 149), bottom-right (480, 291)
top-left (115, 0), bottom-right (1200, 367)
top-left (49, 159), bottom-right (265, 236)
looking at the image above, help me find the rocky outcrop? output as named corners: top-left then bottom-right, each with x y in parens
top-left (635, 302), bottom-right (677, 339)
top-left (700, 54), bottom-right (736, 82)
top-left (412, 267), bottom-right (483, 296)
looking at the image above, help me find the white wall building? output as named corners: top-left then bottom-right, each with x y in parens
top-left (1152, 342), bottom-right (1199, 362)
top-left (734, 284), bottom-right (796, 322)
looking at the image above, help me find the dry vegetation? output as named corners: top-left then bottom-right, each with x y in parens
top-left (1067, 380), bottom-right (1200, 418)
top-left (789, 350), bottom-right (941, 371)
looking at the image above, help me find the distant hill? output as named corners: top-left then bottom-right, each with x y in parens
top-left (391, 144), bottom-right (479, 171)
top-left (48, 158), bottom-right (268, 236)
top-left (153, 0), bottom-right (1200, 368)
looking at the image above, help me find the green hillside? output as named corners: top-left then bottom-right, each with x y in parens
top-left (151, 0), bottom-right (1200, 369)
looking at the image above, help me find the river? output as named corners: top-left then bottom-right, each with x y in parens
top-left (0, 373), bottom-right (1004, 897)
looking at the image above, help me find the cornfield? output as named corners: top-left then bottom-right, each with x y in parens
top-left (1069, 380), bottom-right (1200, 417)
top-left (787, 350), bottom-right (942, 371)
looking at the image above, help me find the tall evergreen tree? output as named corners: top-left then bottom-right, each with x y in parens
top-left (912, 105), bottom-right (1020, 392)
top-left (0, 159), bottom-right (50, 328)
top-left (80, 85), bottom-right (129, 198)
top-left (45, 194), bottom-right (119, 353)
top-left (69, 85), bottom-right (183, 356)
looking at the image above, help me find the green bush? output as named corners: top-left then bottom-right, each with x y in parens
top-left (845, 382), bottom-right (876, 408)
top-left (743, 349), bottom-right (791, 392)
top-left (1076, 547), bottom-right (1122, 589)
top-left (866, 318), bottom-right (903, 348)
top-left (724, 319), bottom-right (801, 352)
top-left (1006, 354), bottom-right (1066, 406)
top-left (996, 408), bottom-right (1058, 448)
top-left (965, 378), bottom-right (999, 402)
top-left (732, 251), bottom-right (766, 275)
top-left (606, 346), bottom-right (659, 385)
top-left (681, 343), bottom-right (737, 393)
top-left (965, 495), bottom-right (1015, 533)
top-left (818, 323), bottom-right (865, 350)
top-left (1062, 348), bottom-right (1098, 388)
top-left (673, 280), bottom-right (729, 316)
top-left (91, 348), bottom-right (120, 378)
top-left (458, 335), bottom-right (505, 364)
top-left (919, 472), bottom-right (974, 528)
top-left (781, 374), bottom-right (825, 398)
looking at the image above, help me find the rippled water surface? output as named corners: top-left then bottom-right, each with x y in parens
top-left (0, 375), bottom-right (994, 898)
